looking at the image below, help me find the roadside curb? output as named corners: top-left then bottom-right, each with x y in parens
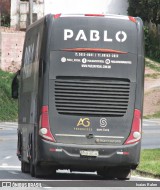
top-left (135, 170), bottom-right (160, 180)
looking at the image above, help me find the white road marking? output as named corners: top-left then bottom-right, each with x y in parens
top-left (143, 120), bottom-right (160, 124)
top-left (4, 156), bottom-right (12, 159)
top-left (143, 124), bottom-right (150, 126)
top-left (0, 165), bottom-right (20, 169)
top-left (9, 171), bottom-right (19, 175)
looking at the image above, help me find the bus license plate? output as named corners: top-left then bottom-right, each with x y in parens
top-left (80, 150), bottom-right (99, 157)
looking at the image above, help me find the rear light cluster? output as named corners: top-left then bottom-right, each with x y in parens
top-left (124, 109), bottom-right (141, 145)
top-left (54, 14), bottom-right (61, 19)
top-left (128, 16), bottom-right (136, 23)
top-left (39, 106), bottom-right (56, 142)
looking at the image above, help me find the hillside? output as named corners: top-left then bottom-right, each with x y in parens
top-left (0, 70), bottom-right (18, 121)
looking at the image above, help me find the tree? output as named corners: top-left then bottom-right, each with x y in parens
top-left (128, 0), bottom-right (160, 26)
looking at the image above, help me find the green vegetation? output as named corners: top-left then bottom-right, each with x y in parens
top-left (0, 70), bottom-right (18, 121)
top-left (137, 149), bottom-right (160, 177)
top-left (128, 0), bottom-right (160, 61)
top-left (145, 58), bottom-right (160, 72)
top-left (144, 112), bottom-right (160, 119)
top-left (145, 73), bottom-right (160, 79)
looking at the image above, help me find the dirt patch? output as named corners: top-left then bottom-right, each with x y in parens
top-left (145, 66), bottom-right (158, 75)
top-left (145, 77), bottom-right (160, 92)
top-left (144, 88), bottom-right (160, 116)
top-left (144, 63), bottom-right (160, 117)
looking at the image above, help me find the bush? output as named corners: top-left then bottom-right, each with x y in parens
top-left (144, 26), bottom-right (160, 61)
top-left (0, 70), bottom-right (18, 121)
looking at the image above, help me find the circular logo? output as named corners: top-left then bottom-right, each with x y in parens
top-left (61, 57), bottom-right (66, 63)
top-left (105, 59), bottom-right (110, 64)
top-left (100, 118), bottom-right (107, 128)
top-left (82, 58), bottom-right (87, 63)
top-left (116, 31), bottom-right (127, 42)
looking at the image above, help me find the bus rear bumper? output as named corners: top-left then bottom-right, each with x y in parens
top-left (37, 140), bottom-right (141, 170)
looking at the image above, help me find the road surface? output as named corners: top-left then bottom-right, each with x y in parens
top-left (0, 120), bottom-right (160, 189)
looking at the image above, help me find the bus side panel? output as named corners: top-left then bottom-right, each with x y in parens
top-left (18, 19), bottom-right (45, 163)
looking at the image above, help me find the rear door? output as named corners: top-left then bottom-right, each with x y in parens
top-left (49, 15), bottom-right (138, 146)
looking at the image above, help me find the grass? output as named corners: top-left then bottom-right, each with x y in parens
top-left (145, 73), bottom-right (160, 79)
top-left (0, 70), bottom-right (18, 121)
top-left (145, 58), bottom-right (160, 72)
top-left (137, 149), bottom-right (160, 177)
top-left (144, 112), bottom-right (160, 119)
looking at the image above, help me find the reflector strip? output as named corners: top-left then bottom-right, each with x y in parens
top-left (49, 148), bottom-right (62, 152)
top-left (117, 152), bottom-right (129, 155)
top-left (62, 48), bottom-right (127, 54)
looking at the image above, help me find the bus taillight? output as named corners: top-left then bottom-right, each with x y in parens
top-left (124, 109), bottom-right (141, 145)
top-left (54, 14), bottom-right (61, 19)
top-left (128, 16), bottom-right (136, 23)
top-left (39, 106), bottom-right (56, 142)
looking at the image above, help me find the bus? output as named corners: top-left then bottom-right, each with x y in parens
top-left (12, 14), bottom-right (144, 179)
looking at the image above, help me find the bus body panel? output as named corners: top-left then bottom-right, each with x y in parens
top-left (17, 14), bottom-right (144, 173)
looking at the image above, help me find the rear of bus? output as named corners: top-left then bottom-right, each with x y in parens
top-left (38, 14), bottom-right (144, 177)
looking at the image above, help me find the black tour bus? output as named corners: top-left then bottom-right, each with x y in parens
top-left (12, 14), bottom-right (144, 179)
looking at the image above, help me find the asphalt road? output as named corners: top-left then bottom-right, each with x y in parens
top-left (0, 120), bottom-right (160, 189)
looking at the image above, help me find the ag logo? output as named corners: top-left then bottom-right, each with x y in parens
top-left (77, 118), bottom-right (90, 127)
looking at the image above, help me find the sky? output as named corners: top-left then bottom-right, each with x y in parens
top-left (44, 0), bottom-right (113, 15)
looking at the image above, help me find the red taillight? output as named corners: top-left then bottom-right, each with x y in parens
top-left (39, 106), bottom-right (56, 142)
top-left (54, 14), bottom-right (61, 19)
top-left (85, 14), bottom-right (105, 17)
top-left (128, 16), bottom-right (136, 23)
top-left (124, 109), bottom-right (141, 145)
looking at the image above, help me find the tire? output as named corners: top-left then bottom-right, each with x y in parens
top-left (21, 161), bottom-right (30, 173)
top-left (30, 160), bottom-right (35, 177)
top-left (29, 143), bottom-right (55, 178)
top-left (117, 169), bottom-right (131, 180)
top-left (29, 136), bottom-right (56, 178)
top-left (29, 137), bottom-right (35, 177)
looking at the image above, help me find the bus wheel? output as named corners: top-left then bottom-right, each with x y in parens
top-left (30, 160), bottom-right (42, 178)
top-left (30, 159), bottom-right (35, 177)
top-left (117, 169), bottom-right (131, 180)
top-left (21, 161), bottom-right (30, 173)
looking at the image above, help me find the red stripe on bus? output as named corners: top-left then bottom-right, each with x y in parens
top-left (62, 48), bottom-right (127, 54)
